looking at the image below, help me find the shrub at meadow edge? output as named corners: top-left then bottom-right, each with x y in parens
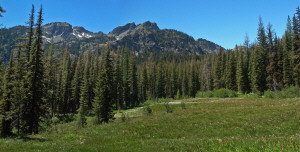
top-left (196, 89), bottom-right (237, 98)
top-left (196, 90), bottom-right (213, 98)
top-left (213, 88), bottom-right (238, 98)
top-left (195, 86), bottom-right (300, 99)
top-left (263, 86), bottom-right (300, 98)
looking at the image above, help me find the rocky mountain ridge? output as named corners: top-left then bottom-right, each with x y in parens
top-left (0, 21), bottom-right (223, 61)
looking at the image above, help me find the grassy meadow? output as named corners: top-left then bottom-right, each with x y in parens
top-left (1, 98), bottom-right (300, 151)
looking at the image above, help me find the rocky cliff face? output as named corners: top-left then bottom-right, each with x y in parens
top-left (107, 21), bottom-right (222, 54)
top-left (109, 22), bottom-right (137, 38)
top-left (0, 21), bottom-right (223, 61)
top-left (42, 22), bottom-right (100, 43)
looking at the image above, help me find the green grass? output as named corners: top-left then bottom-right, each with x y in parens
top-left (1, 98), bottom-right (300, 151)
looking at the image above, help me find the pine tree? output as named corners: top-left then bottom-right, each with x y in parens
top-left (225, 51), bottom-right (236, 90)
top-left (292, 8), bottom-right (300, 87)
top-left (77, 57), bottom-right (89, 128)
top-left (93, 47), bottom-right (114, 124)
top-left (22, 6), bottom-right (45, 134)
top-left (202, 57), bottom-right (212, 91)
top-left (25, 5), bottom-right (35, 62)
top-left (13, 37), bottom-right (27, 136)
top-left (220, 50), bottom-right (226, 88)
top-left (164, 65), bottom-right (171, 98)
top-left (148, 53), bottom-right (156, 100)
top-left (282, 16), bottom-right (293, 88)
top-left (60, 47), bottom-right (71, 113)
top-left (276, 36), bottom-right (284, 89)
top-left (189, 64), bottom-right (198, 97)
top-left (87, 51), bottom-right (96, 110)
top-left (71, 56), bottom-right (82, 113)
top-left (157, 62), bottom-right (165, 98)
top-left (0, 53), bottom-right (15, 137)
top-left (114, 49), bottom-right (123, 110)
top-left (170, 65), bottom-right (178, 98)
top-left (129, 50), bottom-right (138, 107)
top-left (266, 24), bottom-right (280, 91)
top-left (181, 68), bottom-right (188, 97)
top-left (243, 46), bottom-right (251, 93)
top-left (123, 45), bottom-right (130, 107)
top-left (213, 47), bottom-right (224, 90)
top-left (140, 63), bottom-right (148, 102)
top-left (44, 40), bottom-right (58, 116)
top-left (248, 49), bottom-right (254, 92)
top-left (68, 56), bottom-right (77, 110)
top-left (236, 49), bottom-right (245, 92)
top-left (251, 17), bottom-right (268, 94)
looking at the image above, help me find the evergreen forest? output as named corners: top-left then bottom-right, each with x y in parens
top-left (0, 4), bottom-right (300, 151)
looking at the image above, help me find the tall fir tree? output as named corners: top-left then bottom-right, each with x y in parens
top-left (251, 17), bottom-right (268, 94)
top-left (243, 45), bottom-right (251, 93)
top-left (60, 47), bottom-right (71, 114)
top-left (213, 48), bottom-right (224, 90)
top-left (22, 6), bottom-right (45, 134)
top-left (148, 53), bottom-right (156, 100)
top-left (140, 63), bottom-right (148, 102)
top-left (0, 53), bottom-right (15, 137)
top-left (44, 39), bottom-right (58, 116)
top-left (93, 47), bottom-right (114, 124)
top-left (123, 45), bottom-right (130, 107)
top-left (266, 24), bottom-right (280, 91)
top-left (114, 49), bottom-right (123, 110)
top-left (156, 62), bottom-right (165, 98)
top-left (164, 65), bottom-right (171, 98)
top-left (282, 16), bottom-right (293, 88)
top-left (292, 8), bottom-right (300, 87)
top-left (225, 51), bottom-right (236, 90)
top-left (275, 36), bottom-right (284, 88)
top-left (170, 64), bottom-right (178, 98)
top-left (68, 55), bottom-right (77, 111)
top-left (236, 49), bottom-right (245, 93)
top-left (129, 50), bottom-right (138, 107)
top-left (25, 5), bottom-right (35, 62)
top-left (87, 51), bottom-right (96, 110)
top-left (71, 55), bottom-right (82, 113)
top-left (181, 67), bottom-right (189, 97)
top-left (77, 56), bottom-right (89, 128)
top-left (14, 38), bottom-right (27, 136)
top-left (189, 63), bottom-right (198, 97)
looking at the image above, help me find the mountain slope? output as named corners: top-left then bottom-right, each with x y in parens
top-left (0, 21), bottom-right (223, 62)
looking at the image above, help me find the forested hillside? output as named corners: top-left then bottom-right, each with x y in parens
top-left (0, 4), bottom-right (299, 139)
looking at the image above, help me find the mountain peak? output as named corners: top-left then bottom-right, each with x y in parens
top-left (109, 21), bottom-right (160, 37)
top-left (44, 22), bottom-right (72, 27)
top-left (138, 21), bottom-right (159, 31)
top-left (42, 22), bottom-right (97, 43)
top-left (109, 22), bottom-right (136, 36)
top-left (43, 22), bottom-right (73, 42)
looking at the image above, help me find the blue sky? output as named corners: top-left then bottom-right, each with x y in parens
top-left (0, 0), bottom-right (299, 49)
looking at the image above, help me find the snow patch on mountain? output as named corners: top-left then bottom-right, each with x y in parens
top-left (42, 36), bottom-right (52, 43)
